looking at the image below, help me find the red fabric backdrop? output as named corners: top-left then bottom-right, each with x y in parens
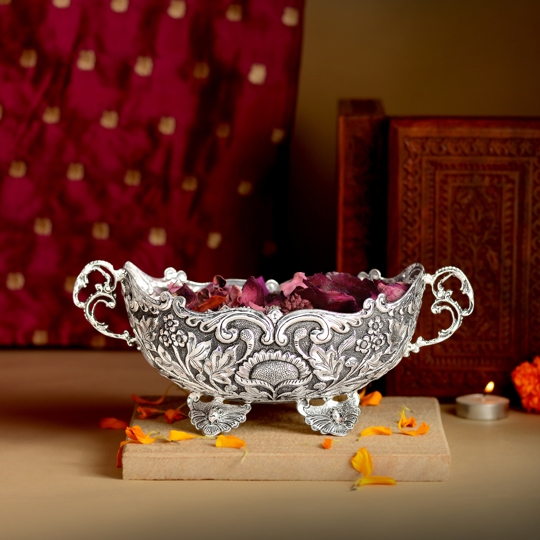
top-left (0, 0), bottom-right (304, 347)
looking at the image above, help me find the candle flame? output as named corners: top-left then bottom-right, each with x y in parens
top-left (484, 381), bottom-right (495, 394)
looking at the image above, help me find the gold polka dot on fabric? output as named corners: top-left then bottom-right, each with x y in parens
top-left (0, 0), bottom-right (12, 6)
top-left (91, 335), bottom-right (106, 349)
top-left (42, 106), bottom-right (60, 124)
top-left (181, 176), bottom-right (198, 191)
top-left (92, 222), bottom-right (110, 240)
top-left (168, 0), bottom-right (186, 19)
top-left (34, 217), bottom-right (52, 236)
top-left (215, 123), bottom-right (230, 138)
top-left (134, 56), bottom-right (153, 77)
top-left (207, 231), bottom-right (222, 249)
top-left (64, 276), bottom-right (76, 293)
top-left (20, 49), bottom-right (37, 69)
top-left (247, 63), bottom-right (266, 85)
top-left (158, 116), bottom-right (176, 135)
top-left (9, 161), bottom-right (26, 178)
top-left (32, 330), bottom-right (48, 346)
top-left (282, 7), bottom-right (299, 26)
top-left (225, 4), bottom-right (242, 21)
top-left (149, 227), bottom-right (167, 246)
top-left (77, 50), bottom-right (96, 71)
top-left (67, 163), bottom-right (84, 181)
top-left (237, 180), bottom-right (252, 196)
top-left (271, 128), bottom-right (285, 144)
top-left (100, 110), bottom-right (118, 129)
top-left (6, 272), bottom-right (24, 290)
top-left (124, 169), bottom-right (141, 186)
top-left (193, 62), bottom-right (210, 79)
top-left (111, 0), bottom-right (128, 13)
top-left (53, 0), bottom-right (71, 7)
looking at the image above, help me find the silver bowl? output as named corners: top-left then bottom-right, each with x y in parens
top-left (73, 261), bottom-right (473, 436)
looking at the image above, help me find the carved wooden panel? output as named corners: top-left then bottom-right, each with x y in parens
top-left (336, 100), bottom-right (388, 274)
top-left (386, 119), bottom-right (540, 397)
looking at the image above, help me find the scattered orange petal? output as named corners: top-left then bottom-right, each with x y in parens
top-left (164, 408), bottom-right (185, 424)
top-left (322, 438), bottom-right (333, 449)
top-left (131, 383), bottom-right (175, 405)
top-left (116, 440), bottom-right (133, 468)
top-left (216, 434), bottom-right (246, 449)
top-left (399, 421), bottom-right (430, 437)
top-left (360, 391), bottom-right (383, 406)
top-left (353, 475), bottom-right (397, 488)
top-left (136, 406), bottom-right (163, 419)
top-left (351, 447), bottom-right (373, 477)
top-left (168, 430), bottom-right (202, 441)
top-left (351, 447), bottom-right (396, 489)
top-left (126, 425), bottom-right (157, 444)
top-left (398, 410), bottom-right (417, 429)
top-left (99, 417), bottom-right (128, 430)
top-left (359, 426), bottom-right (392, 437)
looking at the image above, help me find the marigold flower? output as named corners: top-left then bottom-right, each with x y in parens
top-left (359, 426), bottom-right (392, 437)
top-left (360, 391), bottom-right (383, 406)
top-left (136, 406), bottom-right (163, 419)
top-left (321, 438), bottom-right (333, 449)
top-left (398, 410), bottom-right (429, 436)
top-left (216, 434), bottom-right (247, 461)
top-left (512, 356), bottom-right (540, 413)
top-left (351, 447), bottom-right (396, 489)
top-left (99, 417), bottom-right (128, 429)
top-left (164, 408), bottom-right (185, 423)
top-left (168, 430), bottom-right (201, 441)
top-left (216, 434), bottom-right (246, 449)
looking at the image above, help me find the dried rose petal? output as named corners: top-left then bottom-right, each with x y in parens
top-left (280, 272), bottom-right (308, 297)
top-left (282, 293), bottom-right (313, 313)
top-left (375, 281), bottom-right (409, 302)
top-left (213, 275), bottom-right (227, 289)
top-left (297, 282), bottom-right (357, 313)
top-left (194, 295), bottom-right (227, 313)
top-left (323, 272), bottom-right (379, 306)
top-left (240, 276), bottom-right (268, 309)
top-left (226, 284), bottom-right (243, 307)
top-left (174, 283), bottom-right (196, 305)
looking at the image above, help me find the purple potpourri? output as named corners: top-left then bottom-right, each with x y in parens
top-left (168, 271), bottom-right (409, 314)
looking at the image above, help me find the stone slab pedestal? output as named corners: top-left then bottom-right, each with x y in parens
top-left (122, 396), bottom-right (450, 481)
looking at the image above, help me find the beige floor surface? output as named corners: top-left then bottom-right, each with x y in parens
top-left (1, 350), bottom-right (539, 540)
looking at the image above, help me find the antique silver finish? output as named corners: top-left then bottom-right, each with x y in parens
top-left (73, 261), bottom-right (474, 437)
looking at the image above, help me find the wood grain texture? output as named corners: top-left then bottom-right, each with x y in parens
top-left (336, 99), bottom-right (388, 274)
top-left (386, 117), bottom-right (540, 397)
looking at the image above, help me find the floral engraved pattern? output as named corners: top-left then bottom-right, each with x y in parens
top-left (159, 327), bottom-right (172, 347)
top-left (133, 316), bottom-right (158, 352)
top-left (368, 316), bottom-right (383, 335)
top-left (172, 330), bottom-right (188, 347)
top-left (235, 350), bottom-right (312, 400)
top-left (297, 393), bottom-right (360, 436)
top-left (188, 395), bottom-right (251, 436)
top-left (203, 345), bottom-right (239, 387)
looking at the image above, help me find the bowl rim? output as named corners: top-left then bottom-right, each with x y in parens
top-left (122, 261), bottom-right (426, 320)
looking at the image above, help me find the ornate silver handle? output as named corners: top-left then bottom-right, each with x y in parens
top-left (405, 266), bottom-right (474, 356)
top-left (73, 260), bottom-right (138, 347)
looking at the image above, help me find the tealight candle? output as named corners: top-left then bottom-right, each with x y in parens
top-left (456, 382), bottom-right (509, 420)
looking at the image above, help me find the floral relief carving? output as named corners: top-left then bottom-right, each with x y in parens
top-left (391, 131), bottom-right (538, 396)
